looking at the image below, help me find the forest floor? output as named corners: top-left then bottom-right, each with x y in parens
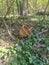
top-left (0, 15), bottom-right (49, 65)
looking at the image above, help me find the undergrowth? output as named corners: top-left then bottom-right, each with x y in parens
top-left (0, 16), bottom-right (49, 65)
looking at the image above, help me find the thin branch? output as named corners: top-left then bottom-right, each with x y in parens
top-left (2, 0), bottom-right (16, 41)
top-left (4, 0), bottom-right (15, 18)
top-left (2, 19), bottom-right (16, 41)
top-left (41, 0), bottom-right (49, 22)
top-left (16, 0), bottom-right (19, 14)
top-left (28, 2), bottom-right (36, 11)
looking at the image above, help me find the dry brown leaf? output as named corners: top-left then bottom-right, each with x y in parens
top-left (19, 25), bottom-right (35, 37)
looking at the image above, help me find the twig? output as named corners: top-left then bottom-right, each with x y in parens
top-left (2, 0), bottom-right (16, 41)
top-left (36, 29), bottom-right (49, 37)
top-left (28, 2), bottom-right (36, 11)
top-left (4, 0), bottom-right (15, 18)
